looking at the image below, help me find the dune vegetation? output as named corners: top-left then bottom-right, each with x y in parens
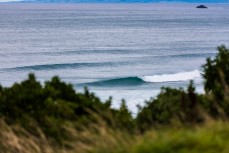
top-left (1, 45), bottom-right (229, 153)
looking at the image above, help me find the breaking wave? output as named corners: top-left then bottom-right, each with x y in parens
top-left (83, 77), bottom-right (145, 87)
top-left (140, 70), bottom-right (201, 83)
top-left (83, 70), bottom-right (201, 87)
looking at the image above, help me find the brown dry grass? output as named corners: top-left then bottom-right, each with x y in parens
top-left (0, 118), bottom-right (54, 153)
top-left (0, 117), bottom-right (134, 153)
top-left (2, 116), bottom-right (229, 153)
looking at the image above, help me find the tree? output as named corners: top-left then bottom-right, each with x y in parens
top-left (202, 45), bottom-right (229, 116)
top-left (202, 45), bottom-right (229, 100)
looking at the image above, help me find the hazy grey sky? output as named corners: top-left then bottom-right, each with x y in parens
top-left (0, 0), bottom-right (228, 3)
top-left (0, 0), bottom-right (23, 2)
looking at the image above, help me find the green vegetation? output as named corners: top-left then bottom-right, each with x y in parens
top-left (1, 45), bottom-right (229, 153)
top-left (0, 74), bottom-right (134, 144)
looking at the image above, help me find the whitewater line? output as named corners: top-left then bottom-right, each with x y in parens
top-left (140, 70), bottom-right (201, 83)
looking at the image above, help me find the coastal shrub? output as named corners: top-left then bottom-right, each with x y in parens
top-left (0, 74), bottom-right (135, 143)
top-left (113, 100), bottom-right (135, 131)
top-left (136, 81), bottom-right (204, 131)
top-left (202, 45), bottom-right (229, 117)
top-left (203, 46), bottom-right (229, 97)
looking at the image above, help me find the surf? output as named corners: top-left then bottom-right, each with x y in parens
top-left (82, 70), bottom-right (201, 87)
top-left (140, 70), bottom-right (201, 83)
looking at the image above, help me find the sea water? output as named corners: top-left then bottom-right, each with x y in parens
top-left (1, 3), bottom-right (229, 114)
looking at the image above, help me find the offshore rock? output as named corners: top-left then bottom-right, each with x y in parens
top-left (196, 5), bottom-right (208, 8)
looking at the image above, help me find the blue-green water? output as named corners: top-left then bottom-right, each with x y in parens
top-left (1, 3), bottom-right (229, 113)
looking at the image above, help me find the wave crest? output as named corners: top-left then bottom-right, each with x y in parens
top-left (82, 77), bottom-right (144, 87)
top-left (140, 70), bottom-right (201, 83)
top-left (82, 70), bottom-right (201, 87)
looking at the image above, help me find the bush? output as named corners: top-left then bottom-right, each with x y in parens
top-left (202, 45), bottom-right (229, 116)
top-left (136, 81), bottom-right (204, 131)
top-left (0, 74), bottom-right (135, 143)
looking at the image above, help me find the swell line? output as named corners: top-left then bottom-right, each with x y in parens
top-left (1, 62), bottom-right (114, 71)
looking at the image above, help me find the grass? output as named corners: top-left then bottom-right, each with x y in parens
top-left (132, 122), bottom-right (229, 153)
top-left (0, 119), bottom-right (53, 153)
top-left (1, 118), bottom-right (229, 153)
top-left (92, 121), bottom-right (229, 153)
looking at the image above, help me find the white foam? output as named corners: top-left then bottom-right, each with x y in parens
top-left (140, 70), bottom-right (201, 83)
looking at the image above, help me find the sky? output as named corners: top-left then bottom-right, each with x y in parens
top-left (0, 0), bottom-right (23, 2)
top-left (0, 0), bottom-right (228, 3)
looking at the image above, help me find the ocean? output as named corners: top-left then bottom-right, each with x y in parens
top-left (0, 3), bottom-right (229, 114)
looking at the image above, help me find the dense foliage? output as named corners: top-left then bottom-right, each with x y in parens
top-left (0, 74), bottom-right (134, 143)
top-left (202, 46), bottom-right (229, 117)
top-left (136, 83), bottom-right (204, 131)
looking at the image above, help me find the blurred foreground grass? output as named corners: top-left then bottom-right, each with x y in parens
top-left (1, 118), bottom-right (229, 153)
top-left (132, 122), bottom-right (229, 153)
